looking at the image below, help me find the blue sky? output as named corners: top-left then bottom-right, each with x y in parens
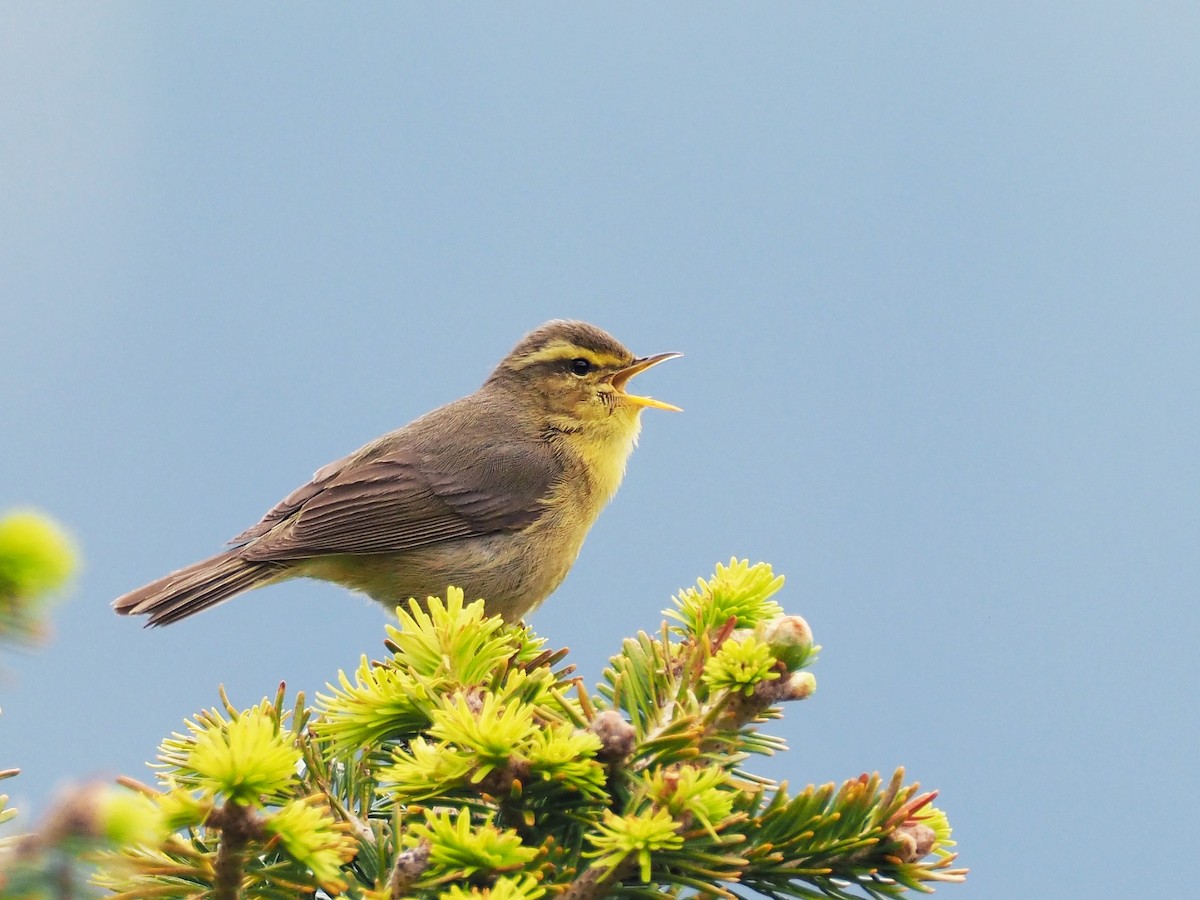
top-left (3, 5), bottom-right (1199, 897)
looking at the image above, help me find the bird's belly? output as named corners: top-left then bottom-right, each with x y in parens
top-left (296, 523), bottom-right (583, 622)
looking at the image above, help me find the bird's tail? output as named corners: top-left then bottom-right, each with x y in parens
top-left (113, 549), bottom-right (283, 627)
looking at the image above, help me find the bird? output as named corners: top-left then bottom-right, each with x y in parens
top-left (113, 320), bottom-right (680, 627)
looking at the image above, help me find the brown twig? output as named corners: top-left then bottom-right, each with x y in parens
top-left (206, 800), bottom-right (266, 900)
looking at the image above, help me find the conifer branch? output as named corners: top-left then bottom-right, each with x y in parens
top-left (3, 560), bottom-right (967, 898)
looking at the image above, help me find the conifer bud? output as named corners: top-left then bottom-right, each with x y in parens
top-left (590, 710), bottom-right (636, 761)
top-left (755, 615), bottom-right (813, 671)
top-left (779, 671), bottom-right (817, 701)
top-left (888, 821), bottom-right (937, 861)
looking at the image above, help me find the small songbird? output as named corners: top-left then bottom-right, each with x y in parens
top-left (113, 320), bottom-right (680, 626)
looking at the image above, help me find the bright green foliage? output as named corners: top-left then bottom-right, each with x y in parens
top-left (185, 705), bottom-right (302, 803)
top-left (702, 633), bottom-right (781, 696)
top-left (0, 508), bottom-right (77, 643)
top-left (0, 508), bottom-right (83, 893)
top-left (88, 687), bottom-right (359, 897)
top-left (3, 560), bottom-right (966, 898)
top-left (0, 782), bottom-right (166, 899)
top-left (405, 809), bottom-right (537, 880)
top-left (440, 873), bottom-right (545, 900)
top-left (90, 791), bottom-right (163, 847)
top-left (639, 766), bottom-right (734, 838)
top-left (265, 795), bottom-right (359, 887)
top-left (586, 808), bottom-right (685, 882)
top-left (155, 785), bottom-right (214, 832)
top-left (317, 587), bottom-right (558, 757)
top-left (668, 557), bottom-right (785, 635)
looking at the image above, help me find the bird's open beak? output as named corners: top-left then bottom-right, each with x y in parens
top-left (611, 352), bottom-right (683, 411)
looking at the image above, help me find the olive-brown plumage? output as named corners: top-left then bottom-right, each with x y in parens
top-left (113, 321), bottom-right (679, 626)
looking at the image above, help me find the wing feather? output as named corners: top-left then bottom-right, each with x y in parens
top-left (237, 439), bottom-right (559, 561)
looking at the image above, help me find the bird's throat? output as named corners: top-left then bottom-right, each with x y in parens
top-left (569, 414), bottom-right (643, 507)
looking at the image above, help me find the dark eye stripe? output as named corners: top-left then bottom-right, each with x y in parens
top-left (569, 358), bottom-right (593, 376)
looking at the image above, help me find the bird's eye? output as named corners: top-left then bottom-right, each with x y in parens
top-left (569, 358), bottom-right (593, 376)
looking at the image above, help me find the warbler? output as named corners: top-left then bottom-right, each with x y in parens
top-left (113, 320), bottom-right (680, 626)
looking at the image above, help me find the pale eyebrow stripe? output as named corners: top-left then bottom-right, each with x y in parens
top-left (510, 341), bottom-right (628, 370)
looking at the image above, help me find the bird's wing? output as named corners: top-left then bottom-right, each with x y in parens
top-left (229, 457), bottom-right (346, 544)
top-left (234, 440), bottom-right (561, 561)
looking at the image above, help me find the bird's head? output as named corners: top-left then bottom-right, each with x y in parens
top-left (487, 320), bottom-right (681, 445)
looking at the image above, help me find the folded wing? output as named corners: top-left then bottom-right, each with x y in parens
top-left (236, 441), bottom-right (560, 561)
